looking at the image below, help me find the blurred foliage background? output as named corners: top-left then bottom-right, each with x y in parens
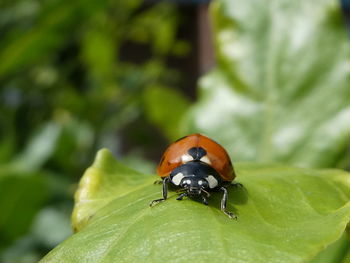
top-left (0, 0), bottom-right (197, 261)
top-left (0, 0), bottom-right (350, 262)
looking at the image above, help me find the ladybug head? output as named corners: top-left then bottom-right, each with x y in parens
top-left (180, 177), bottom-right (209, 196)
top-left (169, 161), bottom-right (221, 198)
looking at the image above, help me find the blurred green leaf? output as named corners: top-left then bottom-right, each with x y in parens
top-left (41, 149), bottom-right (350, 263)
top-left (81, 17), bottom-right (116, 84)
top-left (309, 234), bottom-right (350, 263)
top-left (0, 173), bottom-right (48, 245)
top-left (12, 122), bottom-right (61, 172)
top-left (31, 207), bottom-right (72, 247)
top-left (127, 2), bottom-right (179, 56)
top-left (0, 206), bottom-right (72, 263)
top-left (0, 134), bottom-right (15, 163)
top-left (0, 0), bottom-right (186, 260)
top-left (340, 249), bottom-right (350, 263)
top-left (0, 0), bottom-right (104, 76)
top-left (121, 152), bottom-right (156, 175)
top-left (1, 244), bottom-right (41, 263)
top-left (182, 0), bottom-right (350, 168)
top-left (144, 85), bottom-right (190, 140)
top-left (50, 116), bottom-right (94, 175)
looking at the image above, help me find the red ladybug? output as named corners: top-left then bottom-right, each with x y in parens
top-left (150, 133), bottom-right (240, 218)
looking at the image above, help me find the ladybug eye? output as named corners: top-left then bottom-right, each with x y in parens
top-left (198, 180), bottom-right (208, 188)
top-left (182, 179), bottom-right (191, 186)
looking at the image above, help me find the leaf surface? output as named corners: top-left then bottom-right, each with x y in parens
top-left (41, 149), bottom-right (350, 263)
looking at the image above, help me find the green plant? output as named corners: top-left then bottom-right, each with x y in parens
top-left (0, 0), bottom-right (188, 261)
top-left (39, 0), bottom-right (350, 262)
top-left (182, 0), bottom-right (350, 169)
top-left (41, 149), bottom-right (350, 263)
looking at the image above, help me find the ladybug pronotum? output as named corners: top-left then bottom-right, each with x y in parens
top-left (150, 133), bottom-right (241, 219)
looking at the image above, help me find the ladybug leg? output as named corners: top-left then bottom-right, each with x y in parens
top-left (220, 187), bottom-right (237, 219)
top-left (150, 177), bottom-right (170, 207)
top-left (201, 195), bottom-right (208, 205)
top-left (201, 188), bottom-right (210, 198)
top-left (176, 192), bottom-right (187, 201)
top-left (153, 180), bottom-right (163, 185)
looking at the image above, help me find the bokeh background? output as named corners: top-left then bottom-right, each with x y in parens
top-left (0, 0), bottom-right (213, 261)
top-left (1, 0), bottom-right (350, 262)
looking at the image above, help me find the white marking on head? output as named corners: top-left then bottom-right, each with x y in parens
top-left (200, 156), bottom-right (211, 165)
top-left (172, 173), bottom-right (184, 185)
top-left (181, 154), bottom-right (194, 163)
top-left (207, 175), bottom-right (218, 188)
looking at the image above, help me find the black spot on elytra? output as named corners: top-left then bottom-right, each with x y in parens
top-left (187, 147), bottom-right (207, 160)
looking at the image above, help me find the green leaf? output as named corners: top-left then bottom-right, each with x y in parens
top-left (71, 149), bottom-right (148, 231)
top-left (12, 122), bottom-right (62, 172)
top-left (0, 0), bottom-right (106, 76)
top-left (41, 149), bottom-right (350, 263)
top-left (81, 21), bottom-right (116, 83)
top-left (127, 2), bottom-right (179, 55)
top-left (143, 85), bottom-right (190, 140)
top-left (0, 173), bottom-right (48, 246)
top-left (182, 0), bottom-right (350, 168)
top-left (309, 234), bottom-right (350, 263)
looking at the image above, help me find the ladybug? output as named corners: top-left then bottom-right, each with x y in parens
top-left (150, 133), bottom-right (240, 219)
